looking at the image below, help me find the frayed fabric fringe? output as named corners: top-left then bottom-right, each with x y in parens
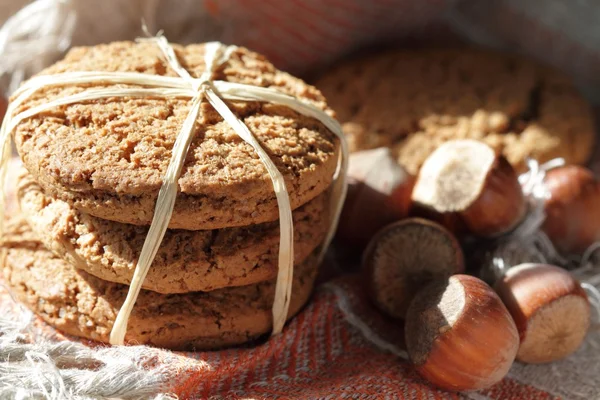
top-left (0, 299), bottom-right (178, 400)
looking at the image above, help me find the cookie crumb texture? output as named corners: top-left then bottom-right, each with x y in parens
top-left (2, 218), bottom-right (318, 350)
top-left (13, 41), bottom-right (339, 230)
top-left (317, 48), bottom-right (594, 174)
top-left (17, 171), bottom-right (328, 293)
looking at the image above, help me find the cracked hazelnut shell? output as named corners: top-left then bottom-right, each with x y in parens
top-left (412, 139), bottom-right (526, 237)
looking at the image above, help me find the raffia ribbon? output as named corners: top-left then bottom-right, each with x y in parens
top-left (0, 34), bottom-right (348, 345)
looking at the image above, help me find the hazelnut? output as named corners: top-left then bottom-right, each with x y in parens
top-left (336, 148), bottom-right (414, 248)
top-left (494, 263), bottom-right (590, 364)
top-left (411, 139), bottom-right (526, 237)
top-left (0, 96), bottom-right (6, 125)
top-left (363, 218), bottom-right (464, 319)
top-left (405, 275), bottom-right (519, 392)
top-left (542, 165), bottom-right (600, 255)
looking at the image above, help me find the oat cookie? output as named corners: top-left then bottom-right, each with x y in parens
top-left (1, 218), bottom-right (318, 350)
top-left (13, 41), bottom-right (340, 230)
top-left (17, 171), bottom-right (328, 293)
top-left (316, 48), bottom-right (595, 174)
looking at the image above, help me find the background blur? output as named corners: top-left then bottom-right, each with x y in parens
top-left (2, 0), bottom-right (600, 100)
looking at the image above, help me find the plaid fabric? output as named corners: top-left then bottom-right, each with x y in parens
top-left (2, 0), bottom-right (600, 398)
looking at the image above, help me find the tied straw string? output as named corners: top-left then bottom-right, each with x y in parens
top-left (0, 33), bottom-right (348, 345)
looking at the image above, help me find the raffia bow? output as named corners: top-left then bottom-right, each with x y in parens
top-left (0, 34), bottom-right (348, 345)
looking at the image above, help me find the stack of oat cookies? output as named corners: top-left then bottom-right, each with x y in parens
top-left (2, 41), bottom-right (340, 350)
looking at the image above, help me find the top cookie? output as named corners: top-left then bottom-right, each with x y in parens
top-left (12, 41), bottom-right (340, 230)
top-left (316, 48), bottom-right (595, 174)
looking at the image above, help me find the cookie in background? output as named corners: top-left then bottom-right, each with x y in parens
top-left (316, 48), bottom-right (595, 175)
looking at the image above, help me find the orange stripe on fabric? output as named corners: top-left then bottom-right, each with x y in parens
top-left (216, 348), bottom-right (236, 394)
top-left (244, 12), bottom-right (315, 67)
top-left (293, 0), bottom-right (364, 33)
top-left (307, 290), bottom-right (323, 373)
top-left (267, 317), bottom-right (291, 380)
top-left (241, 37), bottom-right (287, 69)
top-left (286, 301), bottom-right (308, 377)
top-left (325, 0), bottom-right (389, 30)
top-left (287, 0), bottom-right (353, 43)
top-left (260, 0), bottom-right (332, 56)
top-left (237, 347), bottom-right (257, 391)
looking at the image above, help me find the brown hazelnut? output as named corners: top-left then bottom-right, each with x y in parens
top-left (542, 165), bottom-right (600, 255)
top-left (494, 263), bottom-right (590, 364)
top-left (336, 148), bottom-right (414, 248)
top-left (363, 218), bottom-right (464, 319)
top-left (411, 139), bottom-right (526, 237)
top-left (405, 275), bottom-right (519, 392)
top-left (0, 96), bottom-right (6, 125)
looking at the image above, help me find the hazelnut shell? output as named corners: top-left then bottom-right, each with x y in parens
top-left (336, 148), bottom-right (414, 248)
top-left (542, 165), bottom-right (600, 254)
top-left (412, 140), bottom-right (526, 238)
top-left (406, 275), bottom-right (519, 392)
top-left (363, 218), bottom-right (464, 319)
top-left (494, 263), bottom-right (590, 364)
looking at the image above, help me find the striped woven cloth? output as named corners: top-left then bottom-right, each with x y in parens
top-left (4, 273), bottom-right (595, 399)
top-left (1, 0), bottom-right (600, 399)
